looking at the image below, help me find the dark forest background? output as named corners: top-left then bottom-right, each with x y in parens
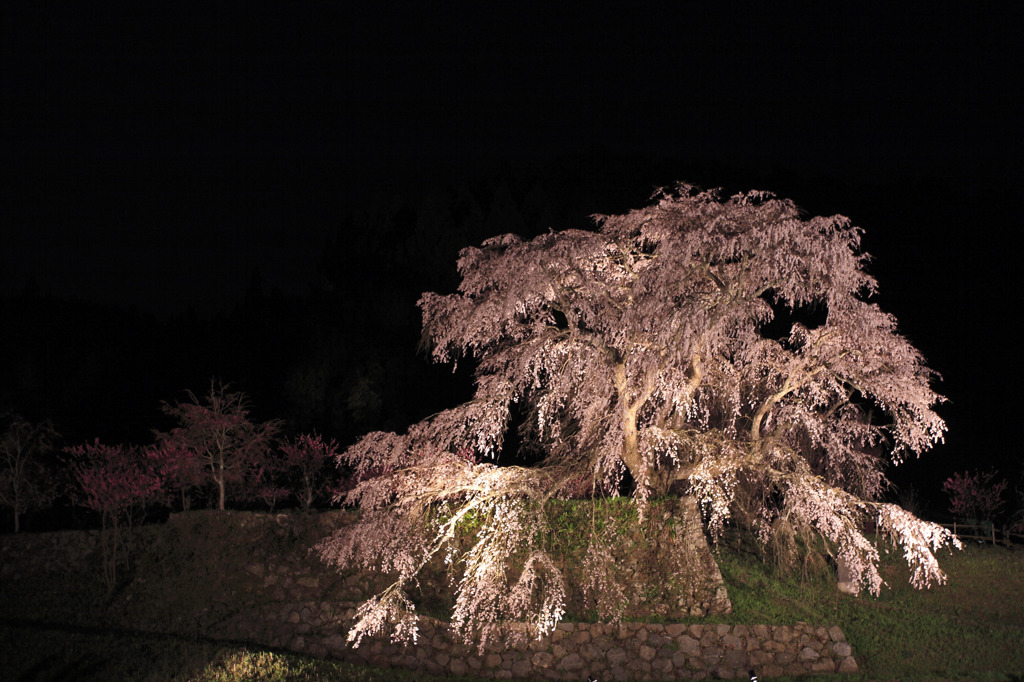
top-left (4, 147), bottom-right (1013, 531)
top-left (4, 2), bottom-right (1022, 532)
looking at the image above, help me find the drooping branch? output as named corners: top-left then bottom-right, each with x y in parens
top-left (322, 182), bottom-right (954, 647)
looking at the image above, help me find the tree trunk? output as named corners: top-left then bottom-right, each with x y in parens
top-left (217, 458), bottom-right (226, 511)
top-left (661, 496), bottom-right (732, 616)
top-left (611, 362), bottom-right (730, 614)
top-left (613, 361), bottom-right (655, 493)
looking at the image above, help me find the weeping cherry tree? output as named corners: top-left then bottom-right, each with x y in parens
top-left (317, 183), bottom-right (959, 648)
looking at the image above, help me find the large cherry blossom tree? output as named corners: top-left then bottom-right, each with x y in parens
top-left (318, 184), bottom-right (959, 647)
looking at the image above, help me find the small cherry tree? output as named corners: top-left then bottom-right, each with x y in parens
top-left (318, 184), bottom-right (959, 648)
top-left (280, 432), bottom-right (342, 511)
top-left (151, 441), bottom-right (206, 511)
top-left (0, 413), bottom-right (59, 533)
top-left (65, 440), bottom-right (164, 591)
top-left (942, 469), bottom-right (1007, 523)
top-left (157, 380), bottom-right (280, 510)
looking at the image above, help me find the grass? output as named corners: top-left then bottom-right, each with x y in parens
top-left (712, 540), bottom-right (1024, 681)
top-left (3, 537), bottom-right (1024, 681)
top-left (0, 626), bottom-right (439, 681)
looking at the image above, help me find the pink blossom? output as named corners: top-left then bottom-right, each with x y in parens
top-left (319, 184), bottom-right (957, 645)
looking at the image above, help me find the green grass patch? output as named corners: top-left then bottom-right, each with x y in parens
top-left (714, 541), bottom-right (1024, 681)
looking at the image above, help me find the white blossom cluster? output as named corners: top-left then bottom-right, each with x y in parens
top-left (319, 184), bottom-right (956, 647)
top-left (877, 503), bottom-right (962, 589)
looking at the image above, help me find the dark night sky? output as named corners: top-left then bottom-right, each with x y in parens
top-left (3, 3), bottom-right (1023, 499)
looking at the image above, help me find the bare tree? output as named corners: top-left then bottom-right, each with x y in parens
top-left (0, 413), bottom-right (59, 532)
top-left (318, 184), bottom-right (959, 648)
top-left (157, 380), bottom-right (280, 511)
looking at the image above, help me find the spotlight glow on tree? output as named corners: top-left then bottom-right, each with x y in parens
top-left (318, 184), bottom-right (959, 648)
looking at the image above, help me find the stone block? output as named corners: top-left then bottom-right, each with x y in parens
top-left (678, 635), bottom-right (701, 656)
top-left (838, 656), bottom-right (859, 674)
top-left (665, 623), bottom-right (688, 637)
top-left (832, 641), bottom-right (852, 657)
top-left (639, 644), bottom-right (656, 661)
top-left (748, 650), bottom-right (773, 667)
top-left (559, 653), bottom-right (584, 671)
top-left (532, 651), bottom-right (555, 668)
top-left (652, 657), bottom-right (673, 674)
top-left (812, 659), bottom-right (837, 672)
top-left (701, 647), bottom-right (723, 666)
top-left (323, 633), bottom-right (346, 654)
top-left (581, 643), bottom-right (602, 662)
top-left (647, 633), bottom-right (669, 648)
top-left (723, 648), bottom-right (747, 670)
top-left (774, 651), bottom-right (795, 665)
top-left (700, 632), bottom-right (719, 648)
top-left (511, 659), bottom-right (533, 677)
top-left (722, 634), bottom-right (742, 650)
top-left (798, 646), bottom-right (820, 661)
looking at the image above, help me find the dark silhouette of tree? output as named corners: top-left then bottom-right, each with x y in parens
top-left (0, 413), bottom-right (59, 532)
top-left (279, 432), bottom-right (342, 511)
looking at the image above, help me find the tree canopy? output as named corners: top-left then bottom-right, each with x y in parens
top-left (318, 183), bottom-right (958, 647)
top-left (156, 381), bottom-right (280, 511)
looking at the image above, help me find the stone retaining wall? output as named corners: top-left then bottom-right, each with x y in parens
top-left (215, 600), bottom-right (858, 680)
top-left (1, 513), bottom-right (859, 680)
